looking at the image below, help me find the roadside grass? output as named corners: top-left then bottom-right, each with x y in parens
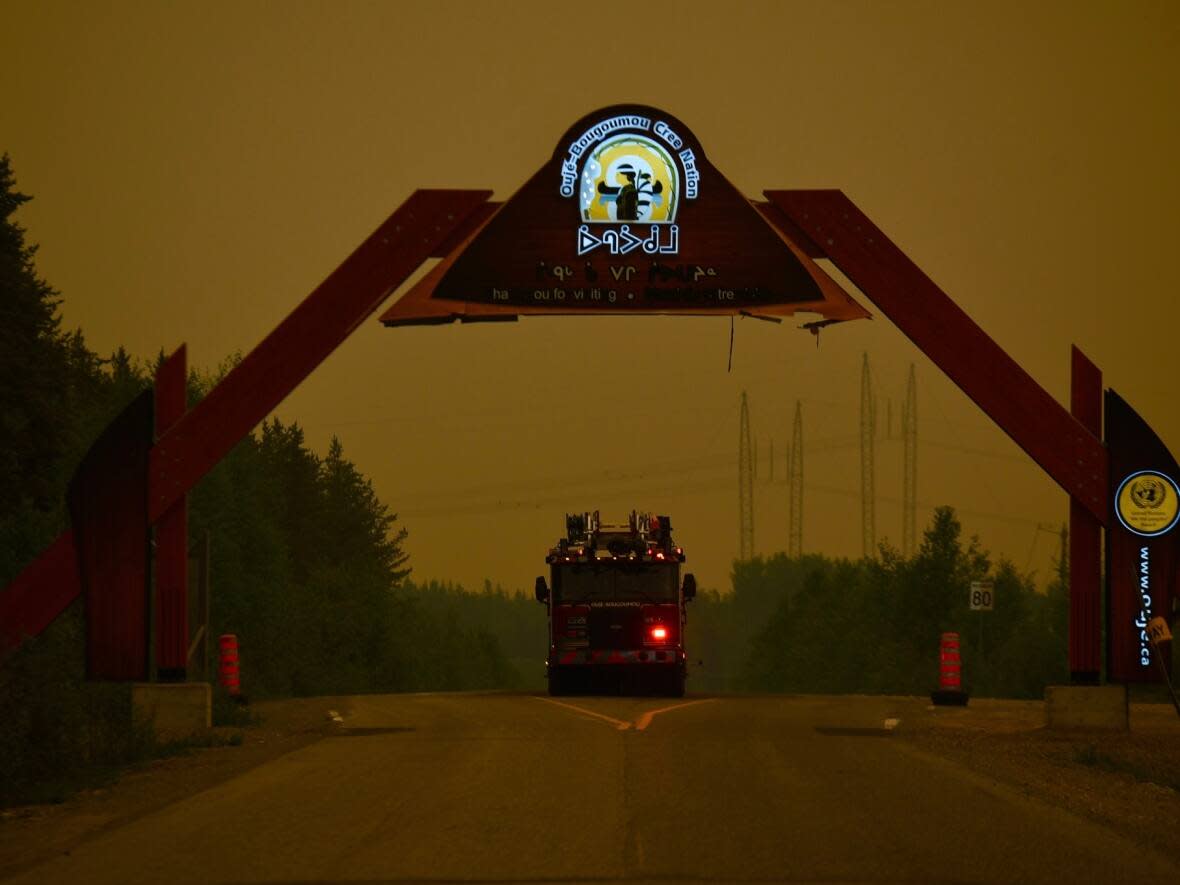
top-left (0, 612), bottom-right (258, 809)
top-left (212, 690), bottom-right (260, 728)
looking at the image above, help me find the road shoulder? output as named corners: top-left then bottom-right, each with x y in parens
top-left (895, 699), bottom-right (1180, 862)
top-left (0, 696), bottom-right (350, 881)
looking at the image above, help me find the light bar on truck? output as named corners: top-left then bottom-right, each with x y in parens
top-left (551, 512), bottom-right (683, 562)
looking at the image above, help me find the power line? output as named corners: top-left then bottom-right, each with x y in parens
top-left (397, 471), bottom-right (1061, 534)
top-left (738, 390), bottom-right (754, 560)
top-left (860, 353), bottom-right (876, 558)
top-left (788, 400), bottom-right (803, 557)
top-left (388, 425), bottom-right (1050, 519)
top-left (902, 363), bottom-right (917, 557)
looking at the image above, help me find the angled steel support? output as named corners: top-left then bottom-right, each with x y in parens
top-left (1, 189), bottom-right (493, 660)
top-left (0, 531), bottom-right (79, 656)
top-left (148, 189), bottom-right (492, 522)
top-left (1069, 346), bottom-right (1102, 681)
top-left (765, 189), bottom-right (1108, 523)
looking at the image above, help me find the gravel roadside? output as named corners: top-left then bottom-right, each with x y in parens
top-left (896, 699), bottom-right (1180, 862)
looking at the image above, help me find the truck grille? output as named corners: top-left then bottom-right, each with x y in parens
top-left (587, 608), bottom-right (645, 648)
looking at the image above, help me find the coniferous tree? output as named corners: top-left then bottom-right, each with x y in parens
top-left (0, 154), bottom-right (72, 519)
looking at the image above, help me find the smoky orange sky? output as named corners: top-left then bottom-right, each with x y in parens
top-left (4, 1), bottom-right (1178, 596)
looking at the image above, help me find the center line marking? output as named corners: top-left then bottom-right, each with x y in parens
top-left (536, 696), bottom-right (632, 730)
top-left (634, 698), bottom-right (714, 731)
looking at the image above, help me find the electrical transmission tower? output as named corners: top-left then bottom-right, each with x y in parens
top-left (738, 391), bottom-right (754, 560)
top-left (860, 353), bottom-right (876, 558)
top-left (788, 400), bottom-right (803, 557)
top-left (902, 363), bottom-right (917, 556)
top-left (1025, 522), bottom-right (1066, 575)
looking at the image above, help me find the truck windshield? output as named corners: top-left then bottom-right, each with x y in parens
top-left (554, 562), bottom-right (677, 603)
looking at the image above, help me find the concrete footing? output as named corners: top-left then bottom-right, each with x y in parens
top-left (931, 689), bottom-right (969, 706)
top-left (132, 682), bottom-right (211, 741)
top-left (1045, 684), bottom-right (1128, 730)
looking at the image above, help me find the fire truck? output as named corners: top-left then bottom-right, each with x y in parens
top-left (534, 511), bottom-right (696, 696)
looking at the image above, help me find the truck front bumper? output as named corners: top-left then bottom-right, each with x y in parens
top-left (549, 648), bottom-right (685, 667)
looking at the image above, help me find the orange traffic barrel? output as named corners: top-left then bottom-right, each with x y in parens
top-left (939, 632), bottom-right (962, 690)
top-left (931, 631), bottom-right (968, 706)
top-left (218, 633), bottom-right (241, 696)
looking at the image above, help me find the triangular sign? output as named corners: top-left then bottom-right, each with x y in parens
top-left (380, 104), bottom-right (869, 327)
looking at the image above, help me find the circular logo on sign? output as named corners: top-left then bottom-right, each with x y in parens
top-left (1115, 470), bottom-right (1180, 537)
top-left (579, 134), bottom-right (680, 224)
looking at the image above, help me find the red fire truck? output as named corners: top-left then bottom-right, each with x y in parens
top-left (534, 511), bottom-right (696, 696)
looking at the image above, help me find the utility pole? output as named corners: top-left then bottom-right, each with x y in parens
top-left (1058, 523), bottom-right (1069, 584)
top-left (739, 391), bottom-right (754, 560)
top-left (860, 353), bottom-right (876, 558)
top-left (788, 400), bottom-right (803, 557)
top-left (902, 363), bottom-right (917, 557)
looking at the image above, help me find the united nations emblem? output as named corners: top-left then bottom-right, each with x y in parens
top-left (1115, 470), bottom-right (1180, 537)
top-left (1130, 476), bottom-right (1167, 510)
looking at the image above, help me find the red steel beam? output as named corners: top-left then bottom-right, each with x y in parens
top-left (147, 189), bottom-right (491, 523)
top-left (153, 345), bottom-right (189, 679)
top-left (429, 200), bottom-right (501, 259)
top-left (765, 189), bottom-right (1108, 523)
top-left (0, 530), bottom-right (79, 656)
top-left (1069, 345), bottom-right (1103, 680)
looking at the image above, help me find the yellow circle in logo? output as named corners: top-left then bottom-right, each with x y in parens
top-left (1115, 470), bottom-right (1180, 537)
top-left (579, 134), bottom-right (679, 224)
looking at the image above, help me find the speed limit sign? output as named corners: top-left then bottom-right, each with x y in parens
top-left (969, 580), bottom-right (995, 611)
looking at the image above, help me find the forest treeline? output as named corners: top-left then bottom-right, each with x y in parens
top-left (2, 153), bottom-right (1078, 805)
top-left (688, 507), bottom-right (1070, 698)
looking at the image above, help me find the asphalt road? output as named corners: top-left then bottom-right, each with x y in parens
top-left (8, 692), bottom-right (1176, 884)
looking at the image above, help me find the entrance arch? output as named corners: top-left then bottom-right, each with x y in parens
top-left (2, 104), bottom-right (1174, 688)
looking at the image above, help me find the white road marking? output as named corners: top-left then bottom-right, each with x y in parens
top-left (535, 696), bottom-right (632, 730)
top-left (634, 698), bottom-right (715, 731)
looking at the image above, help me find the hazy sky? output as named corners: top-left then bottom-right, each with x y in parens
top-left (4, 1), bottom-right (1178, 596)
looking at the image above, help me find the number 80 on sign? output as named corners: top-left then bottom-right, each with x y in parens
top-left (969, 580), bottom-right (994, 612)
